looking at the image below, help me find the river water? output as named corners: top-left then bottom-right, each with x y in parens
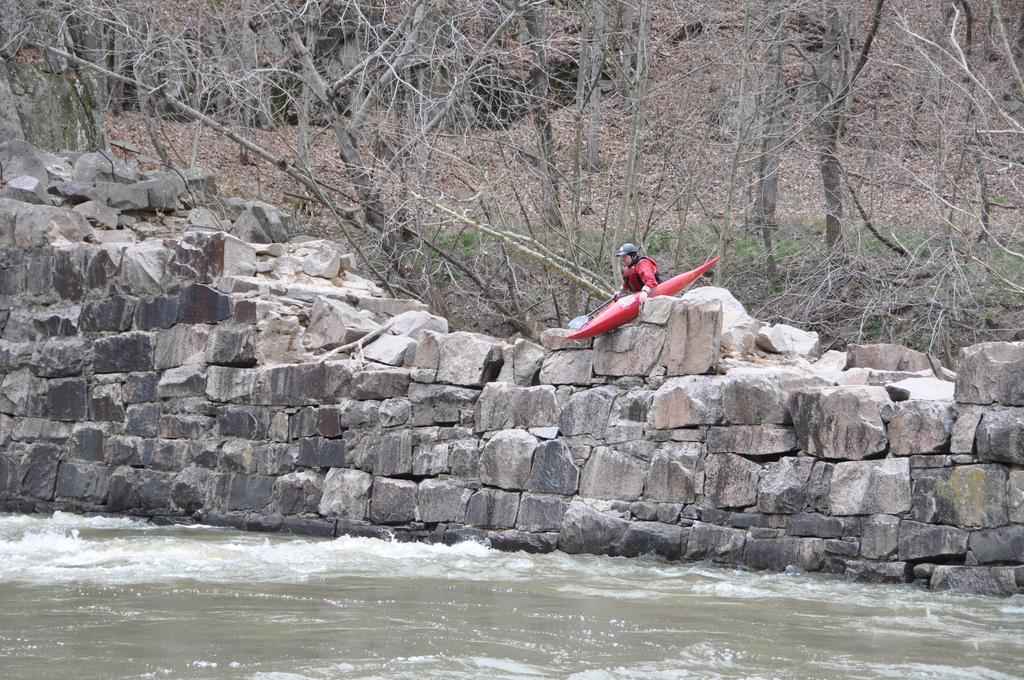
top-left (1, 513), bottom-right (1022, 680)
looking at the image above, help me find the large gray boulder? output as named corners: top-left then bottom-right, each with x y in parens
top-left (743, 537), bottom-right (825, 572)
top-left (388, 310), bottom-right (449, 340)
top-left (436, 332), bottom-right (504, 387)
top-left (1, 175), bottom-right (49, 204)
top-left (318, 468), bottom-right (373, 519)
top-left (829, 458), bottom-right (911, 515)
top-left (888, 401), bottom-right (954, 455)
top-left (538, 349), bottom-right (593, 385)
top-left (704, 453), bottom-right (761, 508)
top-left (528, 440), bottom-right (579, 495)
top-left (464, 487), bottom-right (520, 528)
top-left (593, 324), bottom-right (664, 377)
top-left (910, 465), bottom-right (1007, 528)
top-left (955, 341), bottom-right (1024, 405)
top-left (860, 514), bottom-right (900, 560)
top-left (0, 140), bottom-right (49, 184)
top-left (418, 479), bottom-right (468, 523)
top-left (975, 409), bottom-right (1024, 465)
top-left (658, 299), bottom-right (721, 375)
top-left (305, 297), bottom-right (378, 349)
top-left (929, 566), bottom-right (1020, 597)
top-left (898, 520), bottom-right (968, 561)
top-left (684, 522), bottom-right (747, 563)
top-left (789, 386), bottom-right (890, 460)
top-left (643, 444), bottom-right (699, 503)
top-left (480, 429), bottom-right (537, 490)
top-left (647, 376), bottom-right (724, 429)
top-left (707, 426), bottom-right (797, 457)
top-left (756, 323), bottom-right (819, 356)
top-left (559, 386), bottom-right (618, 438)
top-left (557, 500), bottom-right (630, 555)
top-left (680, 286), bottom-right (759, 355)
top-left (369, 477), bottom-right (418, 524)
top-left (474, 384), bottom-right (558, 432)
top-left (758, 458), bottom-right (807, 514)
top-left (579, 448), bottom-right (646, 501)
top-left (846, 343), bottom-right (930, 371)
top-left (517, 493), bottom-right (569, 533)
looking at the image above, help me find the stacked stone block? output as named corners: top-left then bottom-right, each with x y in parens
top-left (1, 172), bottom-right (1022, 597)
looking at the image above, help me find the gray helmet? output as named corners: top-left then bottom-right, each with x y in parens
top-left (617, 243), bottom-right (639, 257)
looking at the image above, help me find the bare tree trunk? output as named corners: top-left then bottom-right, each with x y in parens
top-left (751, 3), bottom-right (785, 281)
top-left (816, 6), bottom-right (845, 250)
top-left (523, 1), bottom-right (565, 233)
top-left (586, 0), bottom-right (605, 171)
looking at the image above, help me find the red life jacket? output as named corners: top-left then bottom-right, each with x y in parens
top-left (622, 255), bottom-right (661, 292)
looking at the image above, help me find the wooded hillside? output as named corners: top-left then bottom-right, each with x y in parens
top-left (4, 0), bottom-right (1022, 361)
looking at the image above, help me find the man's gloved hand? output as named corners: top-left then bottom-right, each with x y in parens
top-left (612, 291), bottom-right (621, 302)
top-left (637, 290), bottom-right (649, 303)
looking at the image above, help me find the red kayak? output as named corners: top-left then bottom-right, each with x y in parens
top-left (566, 256), bottom-right (720, 340)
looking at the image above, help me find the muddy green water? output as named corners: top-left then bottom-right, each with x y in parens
top-left (1, 513), bottom-right (1022, 679)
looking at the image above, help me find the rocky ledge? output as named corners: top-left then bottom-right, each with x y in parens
top-left (1, 140), bottom-right (1022, 598)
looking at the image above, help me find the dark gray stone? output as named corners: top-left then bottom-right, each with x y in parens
top-left (643, 445), bottom-right (699, 504)
top-left (290, 407), bottom-right (319, 439)
top-left (861, 514), bottom-right (900, 560)
top-left (465, 488), bottom-right (520, 528)
top-left (968, 526), bottom-right (1024, 564)
top-left (559, 386), bottom-right (618, 438)
top-left (758, 458), bottom-right (807, 514)
top-left (704, 453), bottom-right (761, 509)
top-left (159, 415), bottom-right (213, 440)
top-left (488, 531), bottom-right (559, 554)
top-left (786, 512), bottom-right (856, 538)
top-left (368, 429), bottom-right (413, 476)
top-left (90, 384), bottom-right (125, 422)
top-left (217, 407), bottom-right (267, 439)
top-left (449, 440), bottom-right (480, 479)
top-left (557, 500), bottom-right (631, 555)
top-left (579, 447), bottom-right (646, 501)
top-left (255, 363), bottom-right (353, 407)
top-left (16, 444), bottom-right (60, 500)
top-left (418, 478), bottom-right (467, 523)
top-left (71, 428), bottom-right (105, 462)
top-left (226, 474), bottom-right (275, 511)
top-left (107, 467), bottom-right (175, 513)
top-left (889, 401), bottom-right (954, 455)
top-left (125, 403), bottom-right (159, 437)
top-left (807, 462), bottom-right (833, 511)
top-left (527, 440), bottom-right (579, 495)
top-left (352, 369), bottom-right (412, 400)
top-left (618, 522), bottom-right (684, 560)
top-left (319, 468), bottom-right (373, 519)
top-left (134, 296), bottom-right (179, 330)
top-left (930, 566), bottom-right (1020, 597)
top-left (79, 297), bottom-right (135, 332)
top-left (55, 462), bottom-right (111, 503)
top-left (910, 465), bottom-right (1008, 528)
top-left (295, 437), bottom-right (347, 468)
top-left (683, 522), bottom-right (747, 563)
top-left (516, 493), bottom-right (568, 532)
top-left (177, 283), bottom-right (232, 324)
top-left (369, 477), bottom-right (418, 524)
top-left (206, 325), bottom-right (257, 367)
top-left (975, 409), bottom-right (1024, 465)
top-left (93, 333), bottom-right (153, 373)
top-left (106, 436), bottom-right (188, 472)
top-left (743, 537), bottom-right (826, 571)
top-left (408, 383), bottom-right (481, 426)
top-left (125, 373), bottom-right (158, 403)
top-left (955, 341), bottom-right (1024, 406)
top-left (480, 430), bottom-right (537, 491)
top-left (274, 470), bottom-right (324, 515)
top-left (844, 561), bottom-right (910, 584)
top-left (898, 520), bottom-right (968, 561)
top-left (30, 338), bottom-right (89, 377)
top-left (46, 377), bottom-right (88, 421)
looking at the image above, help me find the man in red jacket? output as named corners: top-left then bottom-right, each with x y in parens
top-left (612, 243), bottom-right (660, 302)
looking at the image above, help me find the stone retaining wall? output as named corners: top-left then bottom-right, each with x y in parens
top-left (1, 185), bottom-right (1022, 597)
